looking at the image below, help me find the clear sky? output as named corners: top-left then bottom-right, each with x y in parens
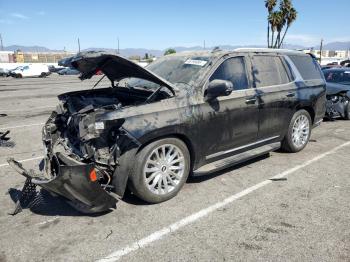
top-left (0, 0), bottom-right (349, 51)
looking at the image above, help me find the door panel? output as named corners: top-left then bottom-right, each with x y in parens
top-left (251, 55), bottom-right (296, 139)
top-left (194, 90), bottom-right (259, 161)
top-left (256, 83), bottom-right (296, 139)
top-left (196, 55), bottom-right (259, 161)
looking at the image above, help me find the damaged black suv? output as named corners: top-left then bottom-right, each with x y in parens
top-left (10, 49), bottom-right (326, 213)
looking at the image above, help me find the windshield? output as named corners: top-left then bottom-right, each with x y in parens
top-left (324, 70), bottom-right (350, 85)
top-left (119, 55), bottom-right (211, 90)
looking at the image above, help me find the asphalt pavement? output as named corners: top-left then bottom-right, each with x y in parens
top-left (0, 75), bottom-right (349, 262)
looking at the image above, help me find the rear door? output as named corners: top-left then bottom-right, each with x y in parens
top-left (251, 54), bottom-right (296, 139)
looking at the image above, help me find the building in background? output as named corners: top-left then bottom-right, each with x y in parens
top-left (0, 50), bottom-right (75, 63)
top-left (0, 51), bottom-right (14, 63)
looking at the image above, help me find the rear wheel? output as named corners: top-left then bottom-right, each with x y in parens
top-left (282, 110), bottom-right (311, 153)
top-left (16, 74), bottom-right (22, 78)
top-left (129, 138), bottom-right (190, 203)
top-left (40, 72), bottom-right (47, 78)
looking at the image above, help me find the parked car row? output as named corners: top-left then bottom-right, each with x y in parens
top-left (0, 64), bottom-right (51, 78)
top-left (0, 64), bottom-right (81, 78)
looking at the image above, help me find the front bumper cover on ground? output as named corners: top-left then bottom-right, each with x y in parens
top-left (7, 158), bottom-right (117, 214)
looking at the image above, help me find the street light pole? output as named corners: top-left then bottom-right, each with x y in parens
top-left (319, 38), bottom-right (323, 65)
top-left (0, 33), bottom-right (4, 51)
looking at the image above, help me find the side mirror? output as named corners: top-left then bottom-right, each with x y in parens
top-left (205, 79), bottom-right (233, 101)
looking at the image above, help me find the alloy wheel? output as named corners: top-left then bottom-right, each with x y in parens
top-left (143, 144), bottom-right (185, 195)
top-left (291, 114), bottom-right (310, 148)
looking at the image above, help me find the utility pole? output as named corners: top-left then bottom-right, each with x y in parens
top-left (203, 40), bottom-right (206, 49)
top-left (117, 37), bottom-right (120, 54)
top-left (78, 38), bottom-right (81, 53)
top-left (0, 33), bottom-right (3, 51)
top-left (319, 38), bottom-right (323, 65)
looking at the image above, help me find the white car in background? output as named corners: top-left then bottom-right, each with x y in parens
top-left (11, 64), bottom-right (50, 78)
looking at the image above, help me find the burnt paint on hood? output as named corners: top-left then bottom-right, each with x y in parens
top-left (71, 51), bottom-right (175, 94)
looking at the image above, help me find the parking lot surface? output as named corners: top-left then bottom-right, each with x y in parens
top-left (0, 75), bottom-right (349, 262)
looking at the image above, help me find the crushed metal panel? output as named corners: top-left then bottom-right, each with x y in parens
top-left (7, 158), bottom-right (117, 214)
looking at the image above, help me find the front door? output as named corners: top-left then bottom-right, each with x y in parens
top-left (197, 55), bottom-right (260, 161)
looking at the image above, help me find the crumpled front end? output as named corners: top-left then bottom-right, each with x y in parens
top-left (8, 157), bottom-right (117, 214)
top-left (326, 91), bottom-right (350, 119)
top-left (9, 97), bottom-right (139, 214)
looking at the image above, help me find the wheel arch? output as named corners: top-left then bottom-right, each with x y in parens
top-left (296, 105), bottom-right (315, 124)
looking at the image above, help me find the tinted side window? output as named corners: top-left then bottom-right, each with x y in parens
top-left (210, 57), bottom-right (248, 90)
top-left (252, 55), bottom-right (290, 87)
top-left (288, 55), bottom-right (322, 80)
top-left (324, 71), bottom-right (350, 83)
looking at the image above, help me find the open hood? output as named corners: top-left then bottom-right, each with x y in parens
top-left (71, 51), bottom-right (175, 94)
top-left (58, 56), bottom-right (75, 67)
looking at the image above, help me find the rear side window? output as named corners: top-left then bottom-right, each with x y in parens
top-left (252, 55), bottom-right (290, 87)
top-left (288, 55), bottom-right (322, 80)
top-left (210, 57), bottom-right (249, 90)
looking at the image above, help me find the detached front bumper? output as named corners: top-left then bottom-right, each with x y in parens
top-left (8, 157), bottom-right (117, 214)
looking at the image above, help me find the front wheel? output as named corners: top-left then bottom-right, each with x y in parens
top-left (129, 138), bottom-right (190, 203)
top-left (282, 110), bottom-right (311, 153)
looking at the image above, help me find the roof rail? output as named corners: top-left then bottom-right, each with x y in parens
top-left (234, 47), bottom-right (303, 54)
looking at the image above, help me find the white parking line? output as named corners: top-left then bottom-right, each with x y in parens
top-left (0, 156), bottom-right (43, 168)
top-left (0, 122), bottom-right (45, 130)
top-left (0, 106), bottom-right (55, 112)
top-left (97, 141), bottom-right (350, 262)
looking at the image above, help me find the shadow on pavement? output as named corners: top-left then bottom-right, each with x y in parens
top-left (7, 188), bottom-right (111, 217)
top-left (7, 153), bottom-right (272, 211)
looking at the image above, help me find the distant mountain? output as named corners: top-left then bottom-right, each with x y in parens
top-left (3, 41), bottom-right (350, 57)
top-left (82, 47), bottom-right (164, 57)
top-left (83, 44), bottom-right (308, 57)
top-left (4, 45), bottom-right (64, 52)
top-left (322, 42), bottom-right (350, 50)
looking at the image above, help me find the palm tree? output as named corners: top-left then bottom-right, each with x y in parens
top-left (265, 0), bottom-right (297, 48)
top-left (265, 0), bottom-right (277, 48)
top-left (279, 7), bottom-right (297, 48)
top-left (269, 11), bottom-right (281, 48)
top-left (274, 0), bottom-right (289, 47)
top-left (273, 11), bottom-right (286, 48)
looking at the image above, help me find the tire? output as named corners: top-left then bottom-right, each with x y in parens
top-left (40, 72), bottom-right (46, 78)
top-left (16, 74), bottom-right (22, 78)
top-left (129, 137), bottom-right (190, 203)
top-left (343, 100), bottom-right (350, 120)
top-left (281, 109), bottom-right (311, 153)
